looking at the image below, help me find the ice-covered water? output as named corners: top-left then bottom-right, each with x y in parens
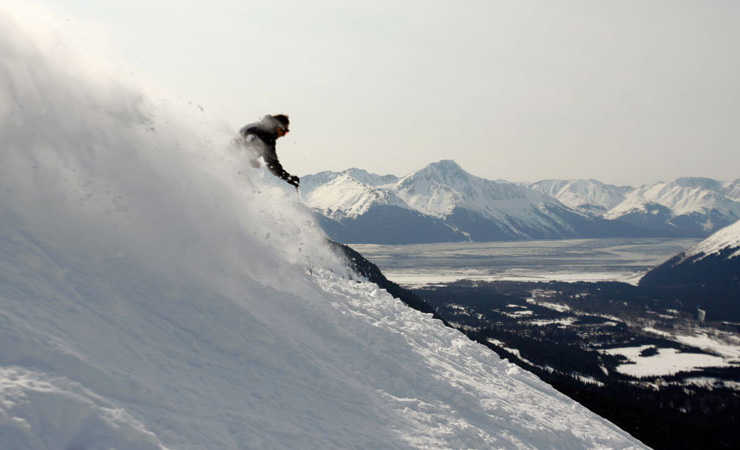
top-left (352, 238), bottom-right (701, 287)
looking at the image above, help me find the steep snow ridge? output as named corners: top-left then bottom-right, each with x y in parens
top-left (683, 219), bottom-right (740, 261)
top-left (305, 173), bottom-right (409, 220)
top-left (530, 179), bottom-right (631, 216)
top-left (0, 5), bottom-right (646, 448)
top-left (301, 168), bottom-right (398, 195)
top-left (342, 168), bottom-right (399, 187)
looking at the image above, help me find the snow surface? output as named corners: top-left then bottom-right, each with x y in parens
top-left (644, 328), bottom-right (740, 363)
top-left (681, 218), bottom-right (740, 261)
top-left (603, 327), bottom-right (740, 378)
top-left (0, 4), bottom-right (646, 449)
top-left (601, 347), bottom-right (728, 378)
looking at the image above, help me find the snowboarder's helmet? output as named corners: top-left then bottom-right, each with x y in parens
top-left (274, 114), bottom-right (290, 132)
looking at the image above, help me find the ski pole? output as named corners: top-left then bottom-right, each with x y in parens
top-left (294, 185), bottom-right (313, 275)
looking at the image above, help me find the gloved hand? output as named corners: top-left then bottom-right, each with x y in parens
top-left (287, 175), bottom-right (300, 188)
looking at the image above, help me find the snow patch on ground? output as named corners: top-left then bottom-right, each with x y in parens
top-left (527, 318), bottom-right (577, 327)
top-left (644, 328), bottom-right (740, 363)
top-left (601, 346), bottom-right (729, 378)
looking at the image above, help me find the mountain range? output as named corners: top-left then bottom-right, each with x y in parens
top-left (303, 161), bottom-right (740, 244)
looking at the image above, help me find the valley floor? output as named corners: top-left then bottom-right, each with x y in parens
top-left (416, 280), bottom-right (740, 450)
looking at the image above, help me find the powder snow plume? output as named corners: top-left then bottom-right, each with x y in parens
top-left (0, 3), bottom-right (646, 449)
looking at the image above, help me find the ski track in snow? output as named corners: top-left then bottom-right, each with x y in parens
top-left (0, 3), bottom-right (646, 449)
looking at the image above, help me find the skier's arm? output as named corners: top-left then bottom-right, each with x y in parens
top-left (264, 154), bottom-right (299, 187)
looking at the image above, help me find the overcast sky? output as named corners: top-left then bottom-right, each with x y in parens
top-left (27, 1), bottom-right (740, 185)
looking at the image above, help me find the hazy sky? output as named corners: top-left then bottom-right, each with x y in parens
top-left (27, 1), bottom-right (740, 184)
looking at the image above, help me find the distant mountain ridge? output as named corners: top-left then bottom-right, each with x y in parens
top-left (302, 162), bottom-right (740, 244)
top-left (303, 160), bottom-right (698, 243)
top-left (604, 177), bottom-right (740, 236)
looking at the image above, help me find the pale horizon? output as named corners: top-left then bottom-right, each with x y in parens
top-left (13, 0), bottom-right (740, 186)
top-left (299, 158), bottom-right (740, 187)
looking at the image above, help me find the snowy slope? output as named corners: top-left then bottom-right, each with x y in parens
top-left (682, 218), bottom-right (740, 261)
top-left (529, 179), bottom-right (632, 217)
top-left (0, 5), bottom-right (646, 449)
top-left (639, 219), bottom-right (740, 291)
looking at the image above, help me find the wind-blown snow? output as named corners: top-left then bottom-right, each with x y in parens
top-left (0, 4), bottom-right (645, 449)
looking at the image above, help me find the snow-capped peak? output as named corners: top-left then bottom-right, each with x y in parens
top-left (394, 160), bottom-right (572, 224)
top-left (529, 178), bottom-right (632, 216)
top-left (401, 159), bottom-right (471, 186)
top-left (305, 173), bottom-right (408, 220)
top-left (301, 168), bottom-right (398, 194)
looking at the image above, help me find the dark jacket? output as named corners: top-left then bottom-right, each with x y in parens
top-left (239, 116), bottom-right (294, 183)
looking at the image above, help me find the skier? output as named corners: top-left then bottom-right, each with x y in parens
top-left (239, 114), bottom-right (300, 188)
